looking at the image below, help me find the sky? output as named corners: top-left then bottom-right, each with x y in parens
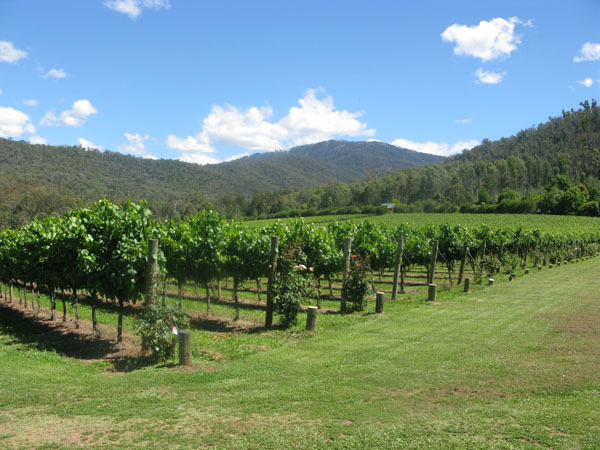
top-left (0, 0), bottom-right (599, 164)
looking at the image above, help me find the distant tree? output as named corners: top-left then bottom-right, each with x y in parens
top-left (478, 187), bottom-right (491, 205)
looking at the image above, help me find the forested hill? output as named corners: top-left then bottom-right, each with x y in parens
top-left (0, 138), bottom-right (442, 227)
top-left (242, 100), bottom-right (600, 217)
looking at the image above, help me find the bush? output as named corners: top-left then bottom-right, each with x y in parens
top-left (342, 255), bottom-right (374, 313)
top-left (273, 242), bottom-right (313, 327)
top-left (336, 206), bottom-right (361, 215)
top-left (135, 302), bottom-right (189, 362)
top-left (360, 205), bottom-right (389, 215)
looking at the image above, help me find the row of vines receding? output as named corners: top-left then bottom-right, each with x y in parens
top-left (0, 199), bottom-right (598, 335)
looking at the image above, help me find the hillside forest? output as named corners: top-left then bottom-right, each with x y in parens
top-left (0, 100), bottom-right (599, 227)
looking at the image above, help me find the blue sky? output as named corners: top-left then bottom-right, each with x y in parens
top-left (1, 0), bottom-right (599, 164)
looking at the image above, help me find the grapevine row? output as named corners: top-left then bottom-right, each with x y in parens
top-left (0, 200), bottom-right (598, 331)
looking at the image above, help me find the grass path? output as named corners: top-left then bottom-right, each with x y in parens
top-left (1, 259), bottom-right (599, 448)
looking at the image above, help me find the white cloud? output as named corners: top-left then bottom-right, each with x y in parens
top-left (224, 152), bottom-right (251, 162)
top-left (166, 132), bottom-right (219, 164)
top-left (78, 137), bottom-right (103, 150)
top-left (166, 132), bottom-right (215, 152)
top-left (0, 41), bottom-right (27, 63)
top-left (475, 69), bottom-right (506, 84)
top-left (44, 68), bottom-right (70, 79)
top-left (442, 17), bottom-right (522, 62)
top-left (202, 103), bottom-right (288, 151)
top-left (29, 136), bottom-right (47, 145)
top-left (391, 138), bottom-right (479, 157)
top-left (574, 42), bottom-right (600, 63)
top-left (577, 78), bottom-right (596, 88)
top-left (279, 88), bottom-right (375, 146)
top-left (104, 0), bottom-right (171, 19)
top-left (40, 99), bottom-right (98, 127)
top-left (0, 106), bottom-right (36, 138)
top-left (0, 89), bottom-right (2, 95)
top-left (178, 152), bottom-right (220, 165)
top-left (454, 119), bottom-right (472, 124)
top-left (118, 132), bottom-right (157, 159)
top-left (167, 88), bottom-right (375, 163)
top-left (23, 99), bottom-right (38, 107)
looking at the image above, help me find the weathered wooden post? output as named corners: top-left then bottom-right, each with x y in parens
top-left (497, 239), bottom-right (504, 274)
top-left (340, 237), bottom-right (352, 314)
top-left (376, 291), bottom-right (384, 313)
top-left (533, 240), bottom-right (540, 267)
top-left (537, 265), bottom-right (542, 271)
top-left (457, 241), bottom-right (468, 285)
top-left (543, 245), bottom-right (550, 266)
top-left (427, 283), bottom-right (436, 302)
top-left (428, 240), bottom-right (438, 285)
top-left (464, 277), bottom-right (471, 293)
top-left (265, 235), bottom-right (279, 328)
top-left (479, 239), bottom-right (486, 277)
top-left (488, 278), bottom-right (494, 286)
top-left (525, 268), bottom-right (530, 274)
top-left (142, 239), bottom-right (160, 351)
top-left (391, 238), bottom-right (404, 300)
top-left (144, 239), bottom-right (159, 311)
top-left (306, 306), bottom-right (318, 331)
top-left (178, 331), bottom-right (192, 366)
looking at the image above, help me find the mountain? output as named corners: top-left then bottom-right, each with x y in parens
top-left (0, 138), bottom-right (443, 226)
top-left (242, 100), bottom-right (600, 217)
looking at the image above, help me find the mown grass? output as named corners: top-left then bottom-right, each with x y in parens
top-left (243, 212), bottom-right (600, 233)
top-left (0, 258), bottom-right (599, 448)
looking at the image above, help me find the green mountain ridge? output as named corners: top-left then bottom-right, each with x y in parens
top-left (2, 100), bottom-right (599, 225)
top-left (242, 100), bottom-right (600, 217)
top-left (0, 138), bottom-right (442, 227)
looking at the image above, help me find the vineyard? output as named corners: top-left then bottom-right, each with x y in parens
top-left (0, 199), bottom-right (599, 363)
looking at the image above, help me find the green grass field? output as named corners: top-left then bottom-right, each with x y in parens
top-left (243, 212), bottom-right (600, 233)
top-left (1, 255), bottom-right (599, 448)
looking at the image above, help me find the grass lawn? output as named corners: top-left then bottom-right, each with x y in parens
top-left (241, 212), bottom-right (600, 234)
top-left (0, 258), bottom-right (599, 448)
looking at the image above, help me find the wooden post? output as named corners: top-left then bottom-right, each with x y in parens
top-left (340, 237), bottom-right (352, 314)
top-left (525, 268), bottom-right (530, 274)
top-left (427, 283), bottom-right (436, 302)
top-left (488, 278), bottom-right (494, 285)
top-left (144, 239), bottom-right (159, 310)
top-left (265, 235), bottom-right (279, 328)
top-left (428, 240), bottom-right (438, 285)
top-left (178, 331), bottom-right (192, 366)
top-left (498, 239), bottom-right (504, 274)
top-left (543, 245), bottom-right (550, 266)
top-left (479, 239), bottom-right (486, 277)
top-left (391, 238), bottom-right (404, 300)
top-left (142, 239), bottom-right (159, 351)
top-left (376, 291), bottom-right (384, 313)
top-left (306, 306), bottom-right (318, 331)
top-left (457, 241), bottom-right (468, 285)
top-left (464, 277), bottom-right (471, 293)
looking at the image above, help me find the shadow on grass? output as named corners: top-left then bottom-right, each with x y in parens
top-left (0, 302), bottom-right (120, 360)
top-left (189, 313), bottom-right (291, 334)
top-left (0, 302), bottom-right (156, 372)
top-left (167, 292), bottom-right (268, 313)
top-left (110, 354), bottom-right (163, 372)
